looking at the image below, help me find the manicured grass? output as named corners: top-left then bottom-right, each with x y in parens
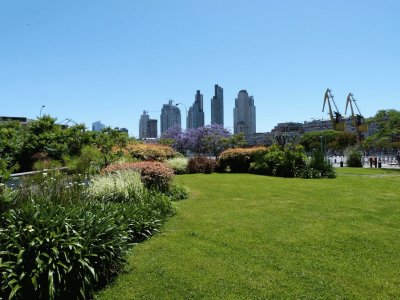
top-left (97, 168), bottom-right (400, 299)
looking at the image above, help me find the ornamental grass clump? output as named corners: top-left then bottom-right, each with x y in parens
top-left (166, 157), bottom-right (188, 174)
top-left (87, 170), bottom-right (145, 203)
top-left (103, 161), bottom-right (174, 192)
top-left (0, 170), bottom-right (177, 300)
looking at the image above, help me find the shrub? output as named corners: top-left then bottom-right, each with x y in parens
top-left (123, 143), bottom-right (177, 162)
top-left (219, 147), bottom-right (268, 173)
top-left (345, 147), bottom-right (363, 167)
top-left (300, 151), bottom-right (336, 179)
top-left (249, 145), bottom-right (307, 177)
top-left (187, 157), bottom-right (215, 174)
top-left (103, 161), bottom-right (174, 192)
top-left (166, 157), bottom-right (188, 174)
top-left (0, 171), bottom-right (176, 300)
top-left (66, 145), bottom-right (103, 175)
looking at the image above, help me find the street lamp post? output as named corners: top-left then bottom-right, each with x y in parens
top-left (175, 103), bottom-right (188, 129)
top-left (39, 105), bottom-right (45, 118)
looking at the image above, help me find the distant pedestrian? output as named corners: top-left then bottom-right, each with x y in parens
top-left (374, 156), bottom-right (378, 168)
top-left (369, 157), bottom-right (373, 168)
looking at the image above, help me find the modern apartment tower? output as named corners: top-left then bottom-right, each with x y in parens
top-left (92, 121), bottom-right (106, 132)
top-left (211, 84), bottom-right (224, 126)
top-left (233, 90), bottom-right (256, 135)
top-left (187, 90), bottom-right (205, 129)
top-left (139, 111), bottom-right (158, 139)
top-left (160, 100), bottom-right (181, 134)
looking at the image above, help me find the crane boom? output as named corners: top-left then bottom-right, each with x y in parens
top-left (345, 93), bottom-right (368, 142)
top-left (322, 89), bottom-right (345, 131)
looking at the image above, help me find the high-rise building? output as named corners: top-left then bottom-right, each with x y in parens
top-left (188, 90), bottom-right (205, 129)
top-left (139, 111), bottom-right (158, 139)
top-left (92, 121), bottom-right (106, 132)
top-left (160, 100), bottom-right (181, 134)
top-left (233, 90), bottom-right (256, 135)
top-left (211, 84), bottom-right (224, 126)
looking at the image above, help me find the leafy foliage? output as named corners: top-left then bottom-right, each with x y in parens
top-left (123, 143), bottom-right (177, 162)
top-left (0, 169), bottom-right (180, 300)
top-left (102, 161), bottom-right (174, 192)
top-left (166, 157), bottom-right (188, 174)
top-left (218, 147), bottom-right (268, 173)
top-left (187, 157), bottom-right (215, 174)
top-left (345, 147), bottom-right (363, 167)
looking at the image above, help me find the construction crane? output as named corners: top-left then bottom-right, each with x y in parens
top-left (322, 88), bottom-right (345, 131)
top-left (345, 93), bottom-right (368, 142)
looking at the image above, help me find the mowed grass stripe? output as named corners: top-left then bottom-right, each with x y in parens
top-left (98, 169), bottom-right (400, 299)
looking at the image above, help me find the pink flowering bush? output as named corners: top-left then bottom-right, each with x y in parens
top-left (103, 161), bottom-right (174, 192)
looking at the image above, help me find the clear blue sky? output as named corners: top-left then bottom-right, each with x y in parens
top-left (1, 0), bottom-right (399, 137)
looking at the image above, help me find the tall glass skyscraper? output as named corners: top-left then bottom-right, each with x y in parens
top-left (188, 90), bottom-right (205, 129)
top-left (139, 111), bottom-right (158, 139)
top-left (211, 84), bottom-right (224, 126)
top-left (233, 90), bottom-right (256, 135)
top-left (160, 100), bottom-right (181, 134)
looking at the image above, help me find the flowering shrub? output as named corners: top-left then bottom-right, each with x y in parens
top-left (103, 161), bottom-right (174, 192)
top-left (123, 143), bottom-right (177, 162)
top-left (187, 157), bottom-right (215, 174)
top-left (218, 147), bottom-right (268, 173)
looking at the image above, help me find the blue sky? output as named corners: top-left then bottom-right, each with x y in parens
top-left (1, 0), bottom-right (399, 137)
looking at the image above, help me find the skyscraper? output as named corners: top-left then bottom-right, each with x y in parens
top-left (188, 90), bottom-right (205, 129)
top-left (139, 111), bottom-right (149, 139)
top-left (160, 100), bottom-right (181, 134)
top-left (139, 111), bottom-right (158, 139)
top-left (92, 121), bottom-right (106, 132)
top-left (211, 84), bottom-right (224, 126)
top-left (233, 90), bottom-right (256, 135)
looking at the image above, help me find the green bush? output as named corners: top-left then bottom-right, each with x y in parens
top-left (0, 171), bottom-right (177, 300)
top-left (345, 147), bottom-right (363, 167)
top-left (218, 147), bottom-right (268, 173)
top-left (102, 161), bottom-right (174, 192)
top-left (300, 151), bottom-right (336, 179)
top-left (249, 145), bottom-right (307, 178)
top-left (123, 143), bottom-right (177, 162)
top-left (166, 157), bottom-right (188, 174)
top-left (187, 157), bottom-right (215, 174)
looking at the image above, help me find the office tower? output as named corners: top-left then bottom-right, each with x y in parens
top-left (211, 84), bottom-right (224, 126)
top-left (92, 121), bottom-right (106, 132)
top-left (146, 119), bottom-right (158, 138)
top-left (188, 90), bottom-right (205, 129)
top-left (139, 111), bottom-right (158, 139)
top-left (160, 100), bottom-right (181, 134)
top-left (233, 90), bottom-right (256, 135)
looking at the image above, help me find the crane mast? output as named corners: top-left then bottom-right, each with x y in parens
top-left (345, 93), bottom-right (368, 142)
top-left (322, 89), bottom-right (345, 131)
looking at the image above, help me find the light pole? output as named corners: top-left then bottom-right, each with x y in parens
top-left (39, 105), bottom-right (45, 118)
top-left (176, 103), bottom-right (188, 129)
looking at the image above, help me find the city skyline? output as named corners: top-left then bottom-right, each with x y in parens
top-left (1, 1), bottom-right (399, 137)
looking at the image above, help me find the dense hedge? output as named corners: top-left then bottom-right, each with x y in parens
top-left (103, 161), bottom-right (174, 192)
top-left (123, 143), bottom-right (177, 162)
top-left (187, 157), bottom-right (215, 174)
top-left (218, 147), bottom-right (268, 173)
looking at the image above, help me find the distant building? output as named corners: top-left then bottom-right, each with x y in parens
top-left (139, 111), bottom-right (158, 139)
top-left (0, 116), bottom-right (32, 125)
top-left (92, 121), bottom-right (106, 132)
top-left (188, 90), bottom-right (205, 129)
top-left (119, 128), bottom-right (129, 135)
top-left (233, 90), bottom-right (256, 135)
top-left (211, 84), bottom-right (224, 126)
top-left (160, 100), bottom-right (181, 134)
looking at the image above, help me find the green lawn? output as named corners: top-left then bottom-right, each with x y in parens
top-left (98, 168), bottom-right (400, 299)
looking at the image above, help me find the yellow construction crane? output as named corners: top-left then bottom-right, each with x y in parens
top-left (345, 93), bottom-right (368, 141)
top-left (322, 88), bottom-right (345, 131)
